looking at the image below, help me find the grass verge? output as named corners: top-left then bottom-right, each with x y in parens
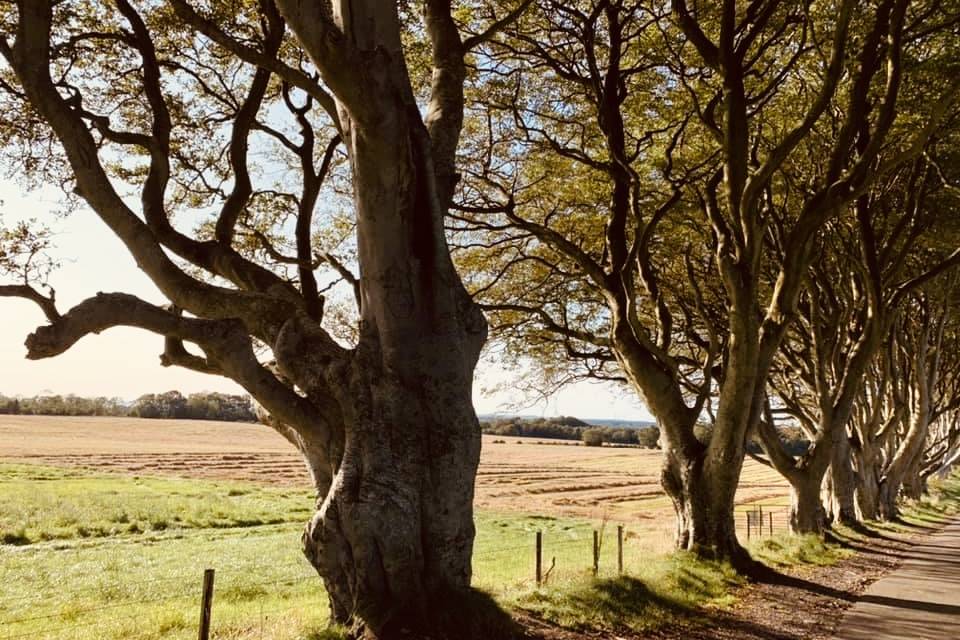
top-left (516, 472), bottom-right (960, 637)
top-left (509, 531), bottom-right (855, 637)
top-left (511, 552), bottom-right (742, 634)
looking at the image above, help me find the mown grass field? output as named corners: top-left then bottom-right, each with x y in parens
top-left (1, 415), bottom-right (792, 534)
top-left (3, 417), bottom-right (960, 640)
top-left (3, 465), bottom-right (959, 640)
top-left (0, 463), bottom-right (662, 639)
top-left (0, 416), bottom-right (798, 639)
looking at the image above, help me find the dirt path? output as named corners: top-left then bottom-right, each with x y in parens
top-left (831, 517), bottom-right (960, 640)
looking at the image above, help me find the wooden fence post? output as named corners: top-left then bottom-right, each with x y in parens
top-left (745, 511), bottom-right (751, 541)
top-left (769, 511), bottom-right (773, 536)
top-left (198, 568), bottom-right (215, 640)
top-left (617, 525), bottom-right (624, 575)
top-left (759, 506), bottom-right (764, 537)
top-left (535, 531), bottom-right (543, 586)
top-left (592, 530), bottom-right (599, 577)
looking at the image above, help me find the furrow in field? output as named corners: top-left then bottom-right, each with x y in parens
top-left (0, 416), bottom-right (792, 523)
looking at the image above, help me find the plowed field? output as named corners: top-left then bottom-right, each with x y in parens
top-left (0, 415), bottom-right (789, 528)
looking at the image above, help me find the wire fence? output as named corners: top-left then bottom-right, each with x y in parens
top-left (0, 505), bottom-right (793, 640)
top-left (735, 503), bottom-right (793, 541)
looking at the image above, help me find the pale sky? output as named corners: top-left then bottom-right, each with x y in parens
top-left (0, 179), bottom-right (654, 421)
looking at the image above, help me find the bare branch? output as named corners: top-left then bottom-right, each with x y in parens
top-left (24, 292), bottom-right (334, 441)
top-left (672, 0), bottom-right (720, 68)
top-left (5, 2), bottom-right (302, 341)
top-left (0, 284), bottom-right (60, 321)
top-left (463, 0), bottom-right (535, 50)
top-left (169, 0), bottom-right (340, 127)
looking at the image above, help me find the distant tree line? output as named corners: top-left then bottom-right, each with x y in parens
top-left (129, 391), bottom-right (256, 422)
top-left (481, 415), bottom-right (810, 454)
top-left (761, 426), bottom-right (810, 457)
top-left (695, 422), bottom-right (811, 457)
top-left (0, 390), bottom-right (255, 422)
top-left (0, 394), bottom-right (126, 416)
top-left (480, 415), bottom-right (661, 448)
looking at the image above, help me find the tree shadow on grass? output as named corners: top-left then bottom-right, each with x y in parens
top-left (823, 519), bottom-right (933, 560)
top-left (822, 537), bottom-right (901, 559)
top-left (431, 587), bottom-right (521, 640)
top-left (515, 574), bottom-right (807, 640)
top-left (516, 575), bottom-right (696, 638)
top-left (896, 515), bottom-right (946, 530)
top-left (304, 589), bottom-right (519, 640)
top-left (833, 519), bottom-right (899, 540)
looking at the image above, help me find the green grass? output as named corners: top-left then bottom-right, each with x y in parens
top-left (511, 526), bottom-right (859, 635)
top-left (0, 464), bottom-right (605, 640)
top-left (850, 473), bottom-right (960, 536)
top-left (0, 523), bottom-right (337, 639)
top-left (896, 474), bottom-right (960, 522)
top-left (0, 463), bottom-right (314, 545)
top-left (3, 462), bottom-right (958, 640)
top-left (0, 464), bottom-right (338, 640)
top-left (511, 552), bottom-right (743, 634)
top-left (747, 532), bottom-right (853, 568)
top-left (0, 464), bottom-right (656, 639)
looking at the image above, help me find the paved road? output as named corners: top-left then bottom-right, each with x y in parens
top-left (832, 518), bottom-right (960, 639)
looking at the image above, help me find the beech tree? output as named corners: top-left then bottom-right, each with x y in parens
top-left (758, 219), bottom-right (889, 534)
top-left (917, 407), bottom-right (960, 485)
top-left (875, 287), bottom-right (960, 518)
top-left (455, 0), bottom-right (959, 562)
top-left (759, 156), bottom-right (960, 534)
top-left (0, 1), bottom-right (529, 637)
top-left (846, 343), bottom-right (908, 520)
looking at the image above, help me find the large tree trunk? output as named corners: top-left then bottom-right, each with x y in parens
top-left (900, 452), bottom-right (926, 500)
top-left (879, 376), bottom-right (932, 521)
top-left (662, 444), bottom-right (748, 565)
top-left (825, 433), bottom-right (859, 524)
top-left (901, 473), bottom-right (926, 500)
top-left (789, 468), bottom-right (828, 534)
top-left (877, 475), bottom-right (901, 521)
top-left (616, 326), bottom-right (752, 566)
top-left (272, 5), bottom-right (490, 634)
top-left (302, 357), bottom-right (482, 636)
top-left (755, 414), bottom-right (832, 535)
top-left (297, 113), bottom-right (487, 637)
top-left (879, 427), bottom-right (928, 521)
top-left (878, 296), bottom-right (949, 521)
top-left (853, 447), bottom-right (882, 520)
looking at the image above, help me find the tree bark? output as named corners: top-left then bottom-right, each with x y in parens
top-left (755, 412), bottom-right (832, 535)
top-left (856, 464), bottom-right (882, 520)
top-left (789, 467), bottom-right (828, 534)
top-left (879, 410), bottom-right (929, 521)
top-left (300, 356), bottom-right (482, 635)
top-left (851, 441), bottom-right (883, 520)
top-left (264, 3), bottom-right (495, 636)
top-left (662, 443), bottom-right (749, 565)
top-left (900, 451), bottom-right (927, 500)
top-left (290, 103), bottom-right (487, 640)
top-left (825, 433), bottom-right (859, 524)
top-left (277, 109), bottom-right (490, 632)
top-left (877, 476), bottom-right (900, 521)
top-left (619, 329), bottom-right (753, 566)
top-left (879, 321), bottom-right (936, 521)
